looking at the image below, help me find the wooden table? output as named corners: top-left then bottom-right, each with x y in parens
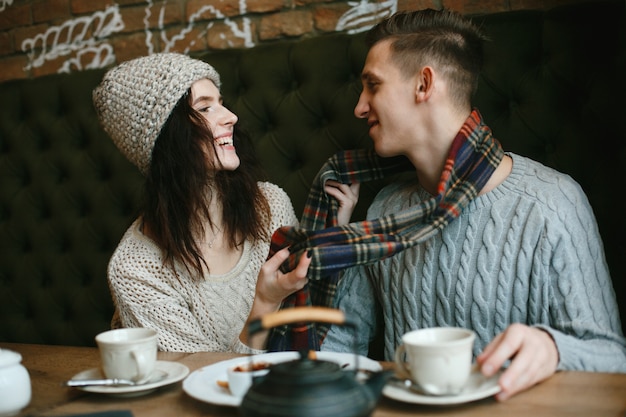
top-left (3, 342), bottom-right (625, 417)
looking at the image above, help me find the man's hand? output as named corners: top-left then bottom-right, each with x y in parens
top-left (477, 323), bottom-right (559, 401)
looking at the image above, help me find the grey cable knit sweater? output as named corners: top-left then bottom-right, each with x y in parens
top-left (321, 153), bottom-right (626, 372)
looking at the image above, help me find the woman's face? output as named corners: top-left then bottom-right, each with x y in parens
top-left (190, 78), bottom-right (240, 171)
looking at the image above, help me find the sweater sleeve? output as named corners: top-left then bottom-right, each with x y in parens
top-left (260, 182), bottom-right (299, 232)
top-left (320, 265), bottom-right (378, 355)
top-left (536, 176), bottom-right (626, 372)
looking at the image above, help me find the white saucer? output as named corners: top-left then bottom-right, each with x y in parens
top-left (69, 361), bottom-right (190, 397)
top-left (183, 351), bottom-right (382, 407)
top-left (383, 369), bottom-right (502, 405)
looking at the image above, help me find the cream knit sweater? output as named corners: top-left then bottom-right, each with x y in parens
top-left (107, 182), bottom-right (297, 353)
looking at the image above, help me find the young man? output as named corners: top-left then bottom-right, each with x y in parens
top-left (318, 9), bottom-right (626, 401)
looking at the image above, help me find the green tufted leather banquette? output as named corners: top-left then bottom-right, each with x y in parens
top-left (1, 0), bottom-right (624, 347)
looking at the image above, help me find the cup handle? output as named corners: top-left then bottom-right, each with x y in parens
top-left (131, 350), bottom-right (151, 383)
top-left (394, 343), bottom-right (412, 380)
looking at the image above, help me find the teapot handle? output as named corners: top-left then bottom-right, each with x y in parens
top-left (248, 307), bottom-right (351, 336)
top-left (247, 307), bottom-right (361, 379)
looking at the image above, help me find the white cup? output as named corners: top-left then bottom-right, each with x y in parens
top-left (0, 349), bottom-right (31, 416)
top-left (95, 328), bottom-right (158, 383)
top-left (394, 327), bottom-right (476, 396)
top-left (226, 361), bottom-right (270, 398)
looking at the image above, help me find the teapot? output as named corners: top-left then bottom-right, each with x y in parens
top-left (0, 349), bottom-right (31, 417)
top-left (239, 307), bottom-right (392, 417)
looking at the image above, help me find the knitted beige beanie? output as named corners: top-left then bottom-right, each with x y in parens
top-left (93, 53), bottom-right (221, 175)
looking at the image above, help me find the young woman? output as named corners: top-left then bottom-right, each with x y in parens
top-left (93, 53), bottom-right (310, 353)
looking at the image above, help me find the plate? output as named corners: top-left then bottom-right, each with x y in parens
top-left (183, 351), bottom-right (382, 407)
top-left (383, 369), bottom-right (502, 405)
top-left (69, 361), bottom-right (190, 397)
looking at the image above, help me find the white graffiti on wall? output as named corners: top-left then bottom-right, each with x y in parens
top-left (145, 0), bottom-right (253, 55)
top-left (58, 44), bottom-right (116, 73)
top-left (21, 0), bottom-right (254, 74)
top-left (0, 0), bottom-right (14, 12)
top-left (21, 5), bottom-right (122, 72)
top-left (336, 0), bottom-right (397, 34)
top-left (18, 0), bottom-right (393, 75)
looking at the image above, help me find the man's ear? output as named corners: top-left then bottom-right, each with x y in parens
top-left (415, 66), bottom-right (434, 102)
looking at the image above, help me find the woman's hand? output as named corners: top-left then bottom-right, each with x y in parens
top-left (241, 247), bottom-right (311, 348)
top-left (476, 323), bottom-right (559, 401)
top-left (324, 180), bottom-right (360, 226)
top-left (255, 247), bottom-right (310, 306)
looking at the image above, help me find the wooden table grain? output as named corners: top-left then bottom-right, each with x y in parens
top-left (3, 342), bottom-right (625, 417)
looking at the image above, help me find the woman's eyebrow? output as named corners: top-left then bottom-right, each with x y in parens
top-left (192, 95), bottom-right (213, 105)
top-left (192, 95), bottom-right (223, 106)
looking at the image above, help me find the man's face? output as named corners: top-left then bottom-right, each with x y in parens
top-left (354, 40), bottom-right (418, 158)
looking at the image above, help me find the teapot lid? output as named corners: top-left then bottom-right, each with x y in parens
top-left (0, 349), bottom-right (22, 367)
top-left (270, 356), bottom-right (342, 383)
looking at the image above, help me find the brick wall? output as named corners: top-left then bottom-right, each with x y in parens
top-left (0, 0), bottom-right (586, 83)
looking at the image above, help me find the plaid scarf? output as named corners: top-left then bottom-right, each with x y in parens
top-left (266, 110), bottom-right (504, 351)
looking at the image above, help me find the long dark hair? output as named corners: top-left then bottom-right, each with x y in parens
top-left (143, 89), bottom-right (271, 279)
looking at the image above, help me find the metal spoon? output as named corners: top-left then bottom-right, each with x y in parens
top-left (388, 375), bottom-right (446, 395)
top-left (389, 376), bottom-right (422, 391)
top-left (64, 370), bottom-right (168, 387)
